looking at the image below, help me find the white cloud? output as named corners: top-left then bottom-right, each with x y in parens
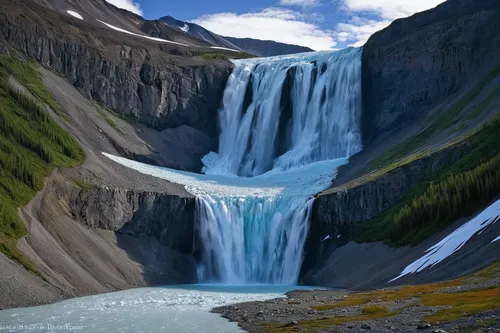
top-left (192, 8), bottom-right (336, 51)
top-left (279, 0), bottom-right (320, 7)
top-left (104, 0), bottom-right (143, 16)
top-left (334, 17), bottom-right (391, 47)
top-left (340, 0), bottom-right (445, 20)
top-left (332, 0), bottom-right (446, 47)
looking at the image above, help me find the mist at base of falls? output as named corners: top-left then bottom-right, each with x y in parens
top-left (103, 47), bottom-right (363, 286)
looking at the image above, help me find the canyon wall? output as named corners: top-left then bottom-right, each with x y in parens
top-left (361, 0), bottom-right (500, 144)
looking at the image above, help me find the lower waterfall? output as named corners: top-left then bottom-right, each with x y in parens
top-left (104, 47), bottom-right (363, 285)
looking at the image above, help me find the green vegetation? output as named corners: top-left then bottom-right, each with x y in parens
top-left (391, 155), bottom-right (500, 245)
top-left (268, 265), bottom-right (500, 332)
top-left (0, 56), bottom-right (84, 273)
top-left (371, 67), bottom-right (500, 172)
top-left (263, 305), bottom-right (398, 332)
top-left (95, 102), bottom-right (138, 126)
top-left (465, 85), bottom-right (500, 122)
top-left (0, 56), bottom-right (70, 120)
top-left (355, 116), bottom-right (500, 246)
top-left (95, 103), bottom-right (118, 130)
top-left (73, 179), bottom-right (95, 190)
top-left (423, 287), bottom-right (500, 324)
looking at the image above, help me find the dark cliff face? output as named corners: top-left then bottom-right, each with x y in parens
top-left (304, 145), bottom-right (467, 276)
top-left (0, 0), bottom-right (233, 135)
top-left (361, 0), bottom-right (500, 144)
top-left (71, 186), bottom-right (199, 257)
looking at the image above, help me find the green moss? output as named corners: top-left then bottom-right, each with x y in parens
top-left (0, 56), bottom-right (84, 275)
top-left (262, 306), bottom-right (399, 332)
top-left (423, 288), bottom-right (500, 324)
top-left (312, 297), bottom-right (370, 311)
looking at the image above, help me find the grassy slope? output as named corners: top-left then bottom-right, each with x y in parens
top-left (263, 263), bottom-right (500, 332)
top-left (354, 68), bottom-right (500, 247)
top-left (0, 56), bottom-right (84, 274)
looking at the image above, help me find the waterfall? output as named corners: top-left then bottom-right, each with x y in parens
top-left (103, 48), bottom-right (363, 285)
top-left (197, 48), bottom-right (363, 284)
top-left (202, 48), bottom-right (362, 177)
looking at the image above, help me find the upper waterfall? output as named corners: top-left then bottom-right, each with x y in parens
top-left (202, 48), bottom-right (363, 177)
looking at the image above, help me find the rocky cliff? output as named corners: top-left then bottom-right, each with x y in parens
top-left (361, 0), bottom-right (500, 144)
top-left (0, 170), bottom-right (199, 309)
top-left (71, 185), bottom-right (198, 256)
top-left (310, 147), bottom-right (462, 246)
top-left (0, 0), bottom-right (232, 135)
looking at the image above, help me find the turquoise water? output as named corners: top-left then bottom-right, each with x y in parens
top-left (0, 285), bottom-right (317, 333)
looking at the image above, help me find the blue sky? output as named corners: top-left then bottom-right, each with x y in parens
top-left (106, 0), bottom-right (445, 50)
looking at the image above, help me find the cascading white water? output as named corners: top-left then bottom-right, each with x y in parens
top-left (103, 47), bottom-right (363, 285)
top-left (202, 48), bottom-right (362, 177)
top-left (197, 48), bottom-right (363, 284)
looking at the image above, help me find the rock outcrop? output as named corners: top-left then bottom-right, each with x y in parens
top-left (311, 148), bottom-right (462, 242)
top-left (361, 0), bottom-right (500, 144)
top-left (71, 185), bottom-right (198, 256)
top-left (0, 0), bottom-right (232, 134)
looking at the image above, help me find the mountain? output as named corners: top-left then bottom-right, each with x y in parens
top-left (0, 1), bottom-right (499, 328)
top-left (159, 15), bottom-right (314, 56)
top-left (31, 0), bottom-right (231, 48)
top-left (159, 16), bottom-right (242, 51)
top-left (33, 0), bottom-right (313, 56)
top-left (224, 37), bottom-right (314, 57)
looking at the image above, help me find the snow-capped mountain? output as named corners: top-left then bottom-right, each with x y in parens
top-left (159, 16), bottom-right (314, 56)
top-left (32, 0), bottom-right (217, 48)
top-left (159, 16), bottom-right (243, 51)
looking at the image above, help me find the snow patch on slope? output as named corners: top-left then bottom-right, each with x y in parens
top-left (210, 46), bottom-right (240, 53)
top-left (67, 10), bottom-right (83, 20)
top-left (391, 199), bottom-right (500, 282)
top-left (97, 20), bottom-right (190, 47)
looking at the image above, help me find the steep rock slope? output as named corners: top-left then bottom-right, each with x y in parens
top-left (361, 0), bottom-right (500, 144)
top-left (0, 61), bottom-right (201, 309)
top-left (1, 0), bottom-right (233, 133)
top-left (33, 0), bottom-right (214, 47)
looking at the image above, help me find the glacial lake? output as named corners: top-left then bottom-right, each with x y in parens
top-left (0, 285), bottom-right (316, 333)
